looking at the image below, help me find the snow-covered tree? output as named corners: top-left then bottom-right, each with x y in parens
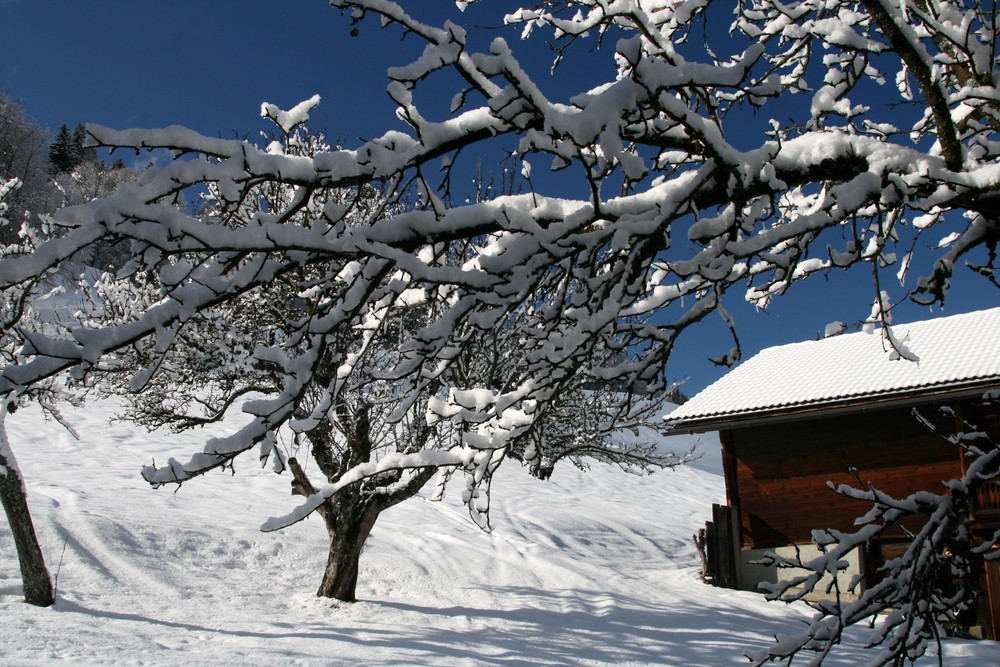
top-left (0, 0), bottom-right (995, 627)
top-left (0, 176), bottom-right (51, 607)
top-left (79, 114), bottom-right (681, 601)
top-left (0, 91), bottom-right (57, 242)
top-left (0, 176), bottom-right (80, 607)
top-left (52, 159), bottom-right (138, 274)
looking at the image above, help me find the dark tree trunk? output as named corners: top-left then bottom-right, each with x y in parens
top-left (316, 497), bottom-right (379, 602)
top-left (0, 445), bottom-right (54, 607)
top-left (287, 449), bottom-right (437, 603)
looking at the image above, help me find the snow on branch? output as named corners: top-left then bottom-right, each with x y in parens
top-left (750, 398), bottom-right (1000, 666)
top-left (261, 94), bottom-right (322, 135)
top-left (260, 445), bottom-right (501, 532)
top-left (0, 1), bottom-right (998, 534)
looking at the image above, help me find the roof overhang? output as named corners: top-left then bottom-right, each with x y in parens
top-left (664, 379), bottom-right (1000, 434)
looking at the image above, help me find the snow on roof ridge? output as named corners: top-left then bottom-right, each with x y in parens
top-left (668, 306), bottom-right (1000, 425)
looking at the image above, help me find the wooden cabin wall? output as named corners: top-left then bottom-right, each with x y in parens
top-left (725, 404), bottom-right (962, 549)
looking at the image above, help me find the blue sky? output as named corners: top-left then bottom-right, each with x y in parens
top-left (2, 1), bottom-right (996, 395)
top-left (2, 2), bottom-right (418, 136)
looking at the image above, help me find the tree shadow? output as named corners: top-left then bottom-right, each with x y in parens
top-left (360, 585), bottom-right (855, 666)
top-left (44, 583), bottom-right (895, 666)
top-left (53, 599), bottom-right (364, 643)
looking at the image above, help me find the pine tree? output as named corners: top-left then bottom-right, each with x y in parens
top-left (47, 124), bottom-right (77, 175)
top-left (48, 123), bottom-right (96, 175)
top-left (71, 124), bottom-right (97, 165)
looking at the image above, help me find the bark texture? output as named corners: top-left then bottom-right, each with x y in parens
top-left (289, 453), bottom-right (436, 602)
top-left (0, 449), bottom-right (54, 607)
top-left (316, 493), bottom-right (379, 601)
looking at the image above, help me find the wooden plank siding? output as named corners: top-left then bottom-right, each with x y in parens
top-left (965, 398), bottom-right (1000, 521)
top-left (725, 405), bottom-right (962, 549)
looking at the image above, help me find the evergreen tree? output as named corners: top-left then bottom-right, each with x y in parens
top-left (47, 124), bottom-right (77, 175)
top-left (71, 124), bottom-right (97, 165)
top-left (48, 123), bottom-right (96, 175)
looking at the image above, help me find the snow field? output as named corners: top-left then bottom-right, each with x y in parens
top-left (0, 399), bottom-right (996, 665)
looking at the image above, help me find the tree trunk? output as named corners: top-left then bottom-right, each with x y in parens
top-left (0, 415), bottom-right (54, 607)
top-left (287, 452), bottom-right (437, 603)
top-left (316, 499), bottom-right (378, 602)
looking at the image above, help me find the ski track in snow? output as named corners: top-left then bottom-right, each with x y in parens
top-left (0, 399), bottom-right (996, 665)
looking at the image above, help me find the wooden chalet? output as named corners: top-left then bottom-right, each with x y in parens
top-left (667, 307), bottom-right (1000, 640)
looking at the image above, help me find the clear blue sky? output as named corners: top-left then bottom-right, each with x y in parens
top-left (1, 1), bottom-right (996, 395)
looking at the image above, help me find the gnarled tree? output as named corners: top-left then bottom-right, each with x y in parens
top-left (0, 176), bottom-right (81, 607)
top-left (79, 112), bottom-right (681, 601)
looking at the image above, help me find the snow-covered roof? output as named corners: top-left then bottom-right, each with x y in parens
top-left (667, 307), bottom-right (1000, 432)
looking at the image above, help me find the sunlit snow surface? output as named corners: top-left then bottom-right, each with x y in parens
top-left (0, 399), bottom-right (995, 665)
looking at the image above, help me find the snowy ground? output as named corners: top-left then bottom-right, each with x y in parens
top-left (0, 399), bottom-right (996, 666)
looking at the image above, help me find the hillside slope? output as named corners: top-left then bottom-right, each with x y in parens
top-left (0, 399), bottom-right (995, 665)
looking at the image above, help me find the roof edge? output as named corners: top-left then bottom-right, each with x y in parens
top-left (665, 380), bottom-right (1000, 434)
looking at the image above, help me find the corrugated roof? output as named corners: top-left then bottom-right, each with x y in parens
top-left (667, 307), bottom-right (1000, 431)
